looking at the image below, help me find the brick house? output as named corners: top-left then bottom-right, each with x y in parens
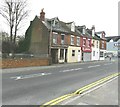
top-left (87, 26), bottom-right (100, 61)
top-left (25, 9), bottom-right (82, 64)
top-left (96, 31), bottom-right (107, 60)
top-left (25, 9), bottom-right (106, 64)
top-left (76, 25), bottom-right (92, 61)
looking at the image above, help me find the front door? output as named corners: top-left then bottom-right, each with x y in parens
top-left (51, 49), bottom-right (58, 64)
top-left (65, 49), bottom-right (67, 62)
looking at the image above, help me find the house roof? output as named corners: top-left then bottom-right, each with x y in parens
top-left (37, 16), bottom-right (80, 36)
top-left (36, 15), bottom-right (105, 40)
top-left (76, 26), bottom-right (92, 38)
top-left (86, 28), bottom-right (100, 40)
top-left (95, 31), bottom-right (106, 41)
top-left (96, 31), bottom-right (106, 35)
top-left (105, 36), bottom-right (120, 42)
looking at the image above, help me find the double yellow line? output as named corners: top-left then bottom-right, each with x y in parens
top-left (40, 72), bottom-right (120, 107)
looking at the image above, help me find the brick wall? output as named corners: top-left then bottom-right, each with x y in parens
top-left (67, 35), bottom-right (71, 45)
top-left (1, 58), bottom-right (50, 69)
top-left (100, 39), bottom-right (106, 50)
top-left (29, 17), bottom-right (49, 55)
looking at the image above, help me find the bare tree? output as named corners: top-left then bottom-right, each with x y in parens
top-left (0, 0), bottom-right (29, 45)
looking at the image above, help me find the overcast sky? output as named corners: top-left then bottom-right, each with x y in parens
top-left (0, 0), bottom-right (119, 36)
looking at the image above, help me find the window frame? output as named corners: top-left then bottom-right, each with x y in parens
top-left (71, 35), bottom-right (74, 45)
top-left (88, 39), bottom-right (91, 47)
top-left (61, 34), bottom-right (65, 45)
top-left (52, 32), bottom-right (58, 44)
top-left (83, 38), bottom-right (86, 46)
top-left (77, 37), bottom-right (80, 46)
top-left (72, 50), bottom-right (75, 56)
top-left (93, 51), bottom-right (95, 56)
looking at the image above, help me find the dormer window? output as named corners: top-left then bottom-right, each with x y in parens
top-left (82, 26), bottom-right (86, 34)
top-left (51, 17), bottom-right (59, 27)
top-left (71, 22), bottom-right (75, 32)
top-left (83, 29), bottom-right (85, 34)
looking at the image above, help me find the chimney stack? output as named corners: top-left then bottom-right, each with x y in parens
top-left (40, 8), bottom-right (45, 21)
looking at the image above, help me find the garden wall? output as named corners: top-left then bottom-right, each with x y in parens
top-left (1, 58), bottom-right (50, 69)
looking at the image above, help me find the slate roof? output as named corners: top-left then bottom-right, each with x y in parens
top-left (37, 16), bottom-right (80, 36)
top-left (95, 31), bottom-right (106, 41)
top-left (86, 28), bottom-right (100, 40)
top-left (76, 26), bottom-right (92, 38)
top-left (37, 16), bottom-right (105, 40)
top-left (96, 31), bottom-right (106, 35)
top-left (105, 36), bottom-right (120, 42)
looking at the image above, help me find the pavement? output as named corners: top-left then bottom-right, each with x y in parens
top-left (61, 76), bottom-right (119, 105)
top-left (2, 59), bottom-right (113, 73)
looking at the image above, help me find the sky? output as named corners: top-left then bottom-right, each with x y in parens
top-left (0, 0), bottom-right (119, 36)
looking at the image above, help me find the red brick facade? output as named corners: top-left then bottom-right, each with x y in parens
top-left (81, 36), bottom-right (92, 52)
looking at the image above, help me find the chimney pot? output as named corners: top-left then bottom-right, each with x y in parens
top-left (40, 8), bottom-right (45, 21)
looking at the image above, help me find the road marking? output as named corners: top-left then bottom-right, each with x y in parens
top-left (104, 63), bottom-right (112, 65)
top-left (59, 68), bottom-right (83, 73)
top-left (74, 72), bottom-right (119, 94)
top-left (88, 65), bottom-right (100, 68)
top-left (40, 94), bottom-right (74, 106)
top-left (40, 72), bottom-right (119, 106)
top-left (63, 76), bottom-right (118, 105)
top-left (10, 72), bottom-right (52, 80)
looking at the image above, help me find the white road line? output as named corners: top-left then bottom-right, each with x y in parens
top-left (11, 67), bottom-right (83, 80)
top-left (104, 63), bottom-right (112, 65)
top-left (59, 68), bottom-right (83, 73)
top-left (10, 73), bottom-right (52, 80)
top-left (88, 65), bottom-right (100, 68)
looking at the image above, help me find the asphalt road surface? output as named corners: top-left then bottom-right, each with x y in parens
top-left (2, 59), bottom-right (118, 105)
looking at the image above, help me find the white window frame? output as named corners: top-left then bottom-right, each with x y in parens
top-left (88, 39), bottom-right (91, 47)
top-left (71, 35), bottom-right (74, 45)
top-left (53, 32), bottom-right (58, 44)
top-left (77, 37), bottom-right (80, 46)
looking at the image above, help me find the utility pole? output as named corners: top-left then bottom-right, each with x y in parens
top-left (49, 20), bottom-right (52, 64)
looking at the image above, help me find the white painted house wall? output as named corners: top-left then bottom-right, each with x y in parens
top-left (91, 39), bottom-right (100, 61)
top-left (67, 46), bottom-right (81, 63)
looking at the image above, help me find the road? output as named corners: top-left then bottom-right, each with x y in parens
top-left (2, 59), bottom-right (118, 105)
